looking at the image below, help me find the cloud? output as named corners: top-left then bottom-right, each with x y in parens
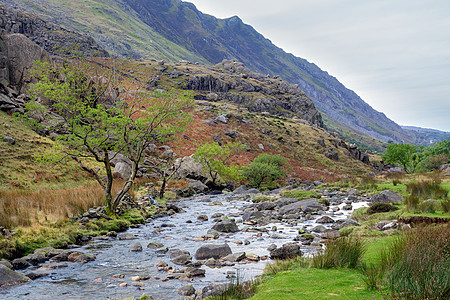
top-left (188, 0), bottom-right (450, 131)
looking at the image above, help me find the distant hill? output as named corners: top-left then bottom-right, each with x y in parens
top-left (1, 0), bottom-right (444, 150)
top-left (401, 126), bottom-right (450, 146)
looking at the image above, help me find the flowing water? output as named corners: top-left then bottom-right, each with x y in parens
top-left (0, 193), bottom-right (367, 300)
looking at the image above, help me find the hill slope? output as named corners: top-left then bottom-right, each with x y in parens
top-left (2, 0), bottom-right (445, 150)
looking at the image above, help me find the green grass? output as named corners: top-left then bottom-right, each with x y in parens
top-left (251, 268), bottom-right (384, 300)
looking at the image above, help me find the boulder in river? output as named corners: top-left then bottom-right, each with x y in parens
top-left (270, 242), bottom-right (302, 260)
top-left (278, 198), bottom-right (321, 215)
top-left (177, 283), bottom-right (196, 296)
top-left (171, 254), bottom-right (192, 265)
top-left (195, 244), bottom-right (232, 260)
top-left (0, 264), bottom-right (31, 287)
top-left (129, 242), bottom-right (143, 252)
top-left (212, 219), bottom-right (239, 233)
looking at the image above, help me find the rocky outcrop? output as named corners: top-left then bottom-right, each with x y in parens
top-left (0, 28), bottom-right (52, 91)
top-left (182, 61), bottom-right (324, 127)
top-left (270, 242), bottom-right (302, 260)
top-left (0, 3), bottom-right (108, 58)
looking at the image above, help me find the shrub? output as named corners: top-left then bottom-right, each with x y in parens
top-left (367, 203), bottom-right (399, 214)
top-left (242, 154), bottom-right (287, 189)
top-left (441, 199), bottom-right (450, 213)
top-left (311, 236), bottom-right (366, 269)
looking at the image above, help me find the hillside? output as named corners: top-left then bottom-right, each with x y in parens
top-left (1, 0), bottom-right (437, 151)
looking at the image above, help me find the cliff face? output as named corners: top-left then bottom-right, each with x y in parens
top-left (0, 3), bottom-right (109, 58)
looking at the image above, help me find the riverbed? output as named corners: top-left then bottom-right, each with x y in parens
top-left (0, 192), bottom-right (367, 299)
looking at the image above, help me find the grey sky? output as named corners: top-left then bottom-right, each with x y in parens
top-left (188, 0), bottom-right (450, 132)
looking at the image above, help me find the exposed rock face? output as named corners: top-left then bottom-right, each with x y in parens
top-left (0, 29), bottom-right (52, 90)
top-left (0, 3), bottom-right (108, 58)
top-left (370, 190), bottom-right (404, 204)
top-left (0, 264), bottom-right (31, 287)
top-left (278, 198), bottom-right (322, 215)
top-left (183, 63), bottom-right (324, 127)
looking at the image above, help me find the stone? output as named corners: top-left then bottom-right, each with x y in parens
top-left (258, 144), bottom-right (265, 151)
top-left (11, 258), bottom-right (30, 270)
top-left (331, 219), bottom-right (360, 230)
top-left (118, 233), bottom-right (137, 240)
top-left (316, 216), bottom-right (335, 224)
top-left (321, 230), bottom-right (340, 239)
top-left (177, 283), bottom-right (196, 296)
top-left (216, 114), bottom-right (228, 123)
top-left (188, 180), bottom-right (208, 193)
top-left (0, 264), bottom-right (30, 287)
top-left (270, 242), bottom-right (302, 260)
top-left (256, 201), bottom-right (276, 211)
top-left (185, 267), bottom-right (206, 277)
top-left (440, 164), bottom-right (450, 172)
top-left (0, 259), bottom-right (13, 269)
top-left (199, 283), bottom-right (229, 298)
top-left (22, 252), bottom-right (47, 266)
top-left (197, 214), bottom-right (209, 221)
top-left (171, 254), bottom-right (192, 265)
top-left (279, 198), bottom-right (321, 215)
top-left (206, 92), bottom-right (219, 101)
top-left (223, 252), bottom-right (246, 262)
top-left (370, 190), bottom-right (404, 204)
top-left (311, 225), bottom-right (327, 233)
top-left (67, 252), bottom-right (96, 263)
top-left (212, 219), bottom-right (239, 233)
top-left (38, 262), bottom-right (68, 270)
top-left (246, 254), bottom-right (260, 262)
top-left (3, 136), bottom-right (15, 145)
top-left (129, 242), bottom-right (143, 252)
top-left (224, 129), bottom-right (239, 138)
top-left (155, 247), bottom-right (169, 254)
top-left (25, 272), bottom-right (48, 280)
top-left (194, 244), bottom-right (232, 260)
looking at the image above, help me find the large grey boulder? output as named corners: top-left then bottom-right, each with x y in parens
top-left (188, 180), bottom-right (208, 193)
top-left (278, 198), bottom-right (321, 215)
top-left (212, 219), bottom-right (239, 233)
top-left (370, 190), bottom-right (403, 204)
top-left (270, 242), bottom-right (302, 260)
top-left (194, 244), bottom-right (232, 260)
top-left (0, 29), bottom-right (52, 88)
top-left (110, 153), bottom-right (132, 179)
top-left (173, 155), bottom-right (206, 180)
top-left (0, 264), bottom-right (30, 287)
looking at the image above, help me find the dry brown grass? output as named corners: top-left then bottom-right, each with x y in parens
top-left (0, 181), bottom-right (128, 228)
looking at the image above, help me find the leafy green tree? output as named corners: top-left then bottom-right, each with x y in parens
top-left (193, 142), bottom-right (243, 186)
top-left (242, 154), bottom-right (287, 188)
top-left (27, 61), bottom-right (193, 212)
top-left (382, 143), bottom-right (422, 173)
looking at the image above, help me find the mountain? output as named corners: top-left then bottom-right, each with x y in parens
top-left (1, 0), bottom-right (445, 150)
top-left (401, 126), bottom-right (450, 146)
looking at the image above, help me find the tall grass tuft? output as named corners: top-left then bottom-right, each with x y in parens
top-left (406, 180), bottom-right (448, 200)
top-left (211, 272), bottom-right (261, 300)
top-left (311, 236), bottom-right (366, 269)
top-left (384, 225), bottom-right (450, 300)
top-left (0, 182), bottom-right (126, 228)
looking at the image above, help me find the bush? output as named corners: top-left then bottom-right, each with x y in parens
top-left (242, 154), bottom-right (287, 189)
top-left (311, 236), bottom-right (366, 269)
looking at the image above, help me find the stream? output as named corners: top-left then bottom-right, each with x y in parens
top-left (0, 192), bottom-right (368, 299)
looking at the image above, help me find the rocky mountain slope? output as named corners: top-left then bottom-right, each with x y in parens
top-left (0, 3), bottom-right (108, 58)
top-left (0, 27), bottom-right (373, 186)
top-left (2, 0), bottom-right (445, 151)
